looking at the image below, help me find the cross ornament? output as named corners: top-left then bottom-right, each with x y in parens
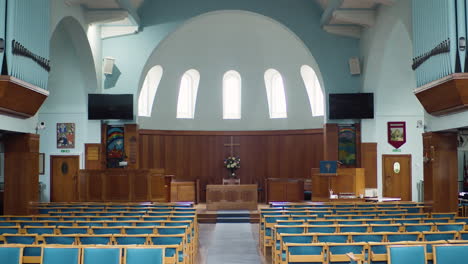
top-left (224, 136), bottom-right (240, 156)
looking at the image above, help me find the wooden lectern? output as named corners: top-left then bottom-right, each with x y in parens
top-left (311, 168), bottom-right (365, 198)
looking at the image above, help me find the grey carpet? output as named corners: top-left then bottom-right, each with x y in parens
top-left (206, 223), bottom-right (262, 264)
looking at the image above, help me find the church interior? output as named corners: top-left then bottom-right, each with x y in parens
top-left (1, 0), bottom-right (468, 263)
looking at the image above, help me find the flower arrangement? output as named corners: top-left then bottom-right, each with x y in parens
top-left (224, 156), bottom-right (240, 177)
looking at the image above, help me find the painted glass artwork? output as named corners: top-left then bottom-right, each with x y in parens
top-left (107, 126), bottom-right (125, 168)
top-left (57, 123), bottom-right (75, 148)
top-left (338, 125), bottom-right (356, 165)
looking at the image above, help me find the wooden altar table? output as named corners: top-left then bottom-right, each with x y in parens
top-left (206, 184), bottom-right (257, 211)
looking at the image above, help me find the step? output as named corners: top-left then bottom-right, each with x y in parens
top-left (217, 213), bottom-right (251, 218)
top-left (216, 217), bottom-right (252, 223)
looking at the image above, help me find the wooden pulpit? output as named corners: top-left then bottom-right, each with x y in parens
top-left (311, 168), bottom-right (365, 198)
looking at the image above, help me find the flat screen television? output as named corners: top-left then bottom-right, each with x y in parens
top-left (88, 94), bottom-right (133, 120)
top-left (329, 93), bottom-right (374, 119)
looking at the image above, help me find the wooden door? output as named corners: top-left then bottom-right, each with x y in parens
top-left (383, 155), bottom-right (412, 201)
top-left (51, 156), bottom-right (80, 202)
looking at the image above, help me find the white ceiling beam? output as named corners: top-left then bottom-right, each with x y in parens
top-left (101, 26), bottom-right (139, 39)
top-left (116, 0), bottom-right (141, 28)
top-left (373, 0), bottom-right (395, 6)
top-left (320, 0), bottom-right (345, 26)
top-left (332, 10), bottom-right (375, 27)
top-left (85, 10), bottom-right (129, 24)
top-left (323, 25), bottom-right (362, 38)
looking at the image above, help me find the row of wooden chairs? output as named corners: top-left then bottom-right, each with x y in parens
top-left (0, 233), bottom-right (193, 264)
top-left (272, 231), bottom-right (468, 262)
top-left (0, 244), bottom-right (168, 264)
top-left (277, 241), bottom-right (468, 264)
top-left (37, 208), bottom-right (196, 214)
top-left (259, 215), bottom-right (464, 246)
top-left (33, 202), bottom-right (193, 207)
top-left (268, 201), bottom-right (424, 207)
top-left (264, 207), bottom-right (424, 214)
top-left (261, 222), bottom-right (467, 255)
top-left (0, 215), bottom-right (196, 222)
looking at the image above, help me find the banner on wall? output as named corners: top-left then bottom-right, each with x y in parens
top-left (387, 122), bottom-right (406, 149)
top-left (338, 125), bottom-right (356, 166)
top-left (107, 126), bottom-right (125, 168)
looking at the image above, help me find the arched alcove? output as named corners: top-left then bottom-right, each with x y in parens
top-left (38, 16), bottom-right (99, 202)
top-left (138, 10), bottom-right (325, 131)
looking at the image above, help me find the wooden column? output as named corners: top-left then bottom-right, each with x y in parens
top-left (423, 132), bottom-right (458, 212)
top-left (361, 142), bottom-right (377, 188)
top-left (323, 124), bottom-right (338, 161)
top-left (4, 133), bottom-right (39, 215)
top-left (124, 124), bottom-right (139, 169)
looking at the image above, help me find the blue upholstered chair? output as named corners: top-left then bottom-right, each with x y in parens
top-left (0, 246), bottom-right (23, 264)
top-left (82, 247), bottom-right (121, 264)
top-left (42, 235), bottom-right (77, 245)
top-left (404, 223), bottom-right (433, 232)
top-left (24, 226), bottom-right (55, 235)
top-left (286, 243), bottom-right (327, 264)
top-left (328, 243), bottom-right (366, 264)
top-left (125, 247), bottom-right (164, 264)
top-left (435, 222), bottom-right (465, 232)
top-left (386, 232), bottom-right (421, 242)
top-left (370, 224), bottom-right (401, 233)
top-left (387, 245), bottom-right (426, 264)
top-left (316, 233), bottom-right (349, 243)
top-left (434, 244), bottom-right (468, 264)
top-left (113, 235), bottom-right (147, 245)
top-left (339, 224), bottom-right (369, 233)
top-left (41, 247), bottom-right (80, 264)
top-left (77, 235), bottom-right (112, 245)
top-left (91, 227), bottom-right (122, 235)
top-left (422, 231), bottom-right (457, 241)
top-left (350, 233), bottom-right (385, 243)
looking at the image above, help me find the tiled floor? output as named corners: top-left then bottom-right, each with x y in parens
top-left (197, 223), bottom-right (268, 264)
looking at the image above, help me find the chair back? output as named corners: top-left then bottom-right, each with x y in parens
top-left (0, 246), bottom-right (23, 264)
top-left (125, 247), bottom-right (164, 264)
top-left (434, 244), bottom-right (468, 264)
top-left (82, 247), bottom-right (121, 264)
top-left (41, 247), bottom-right (80, 264)
top-left (387, 245), bottom-right (426, 264)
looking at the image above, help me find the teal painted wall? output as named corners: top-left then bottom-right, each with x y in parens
top-left (38, 16), bottom-right (100, 202)
top-left (102, 0), bottom-right (361, 129)
top-left (360, 0), bottom-right (425, 201)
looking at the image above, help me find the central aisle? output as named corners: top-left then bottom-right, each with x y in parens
top-left (199, 223), bottom-right (265, 264)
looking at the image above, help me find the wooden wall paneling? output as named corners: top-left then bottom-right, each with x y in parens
top-left (133, 170), bottom-right (149, 201)
top-left (139, 129), bottom-right (324, 202)
top-left (124, 124), bottom-right (139, 169)
top-left (104, 170), bottom-right (130, 201)
top-left (85, 144), bottom-right (102, 170)
top-left (0, 76), bottom-right (49, 118)
top-left (423, 132), bottom-right (458, 212)
top-left (361, 142), bottom-right (378, 188)
top-left (4, 133), bottom-right (40, 215)
top-left (355, 123), bottom-right (362, 168)
top-left (101, 124), bottom-right (107, 168)
top-left (323, 124), bottom-right (338, 161)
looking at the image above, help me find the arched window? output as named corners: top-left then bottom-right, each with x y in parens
top-left (223, 70), bottom-right (241, 119)
top-left (301, 65), bottom-right (324, 117)
top-left (176, 69), bottom-right (200, 119)
top-left (264, 69), bottom-right (287, 118)
top-left (138, 65), bottom-right (163, 117)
